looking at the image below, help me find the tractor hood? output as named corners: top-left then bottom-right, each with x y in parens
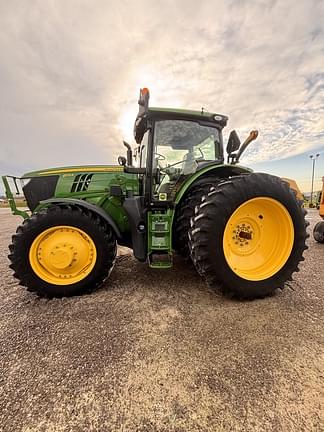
top-left (22, 165), bottom-right (124, 178)
top-left (20, 165), bottom-right (126, 212)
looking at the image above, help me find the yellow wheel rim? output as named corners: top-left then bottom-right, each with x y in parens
top-left (29, 226), bottom-right (97, 285)
top-left (223, 197), bottom-right (294, 281)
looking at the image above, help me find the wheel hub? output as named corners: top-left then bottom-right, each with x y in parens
top-left (233, 223), bottom-right (253, 243)
top-left (49, 244), bottom-right (74, 269)
top-left (29, 226), bottom-right (97, 285)
top-left (229, 219), bottom-right (261, 256)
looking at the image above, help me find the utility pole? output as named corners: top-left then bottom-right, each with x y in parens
top-left (309, 153), bottom-right (320, 207)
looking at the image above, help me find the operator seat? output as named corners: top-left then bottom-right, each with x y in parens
top-left (181, 151), bottom-right (198, 175)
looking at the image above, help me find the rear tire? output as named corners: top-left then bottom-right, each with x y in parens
top-left (189, 173), bottom-right (308, 299)
top-left (313, 221), bottom-right (324, 243)
top-left (9, 205), bottom-right (117, 297)
top-left (173, 177), bottom-right (220, 257)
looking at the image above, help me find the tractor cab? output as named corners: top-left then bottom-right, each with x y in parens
top-left (132, 88), bottom-right (228, 203)
top-left (117, 88), bottom-right (230, 268)
top-left (119, 88), bottom-right (257, 268)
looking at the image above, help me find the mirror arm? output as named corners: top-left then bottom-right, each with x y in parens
top-left (228, 153), bottom-right (237, 164)
top-left (234, 130), bottom-right (258, 164)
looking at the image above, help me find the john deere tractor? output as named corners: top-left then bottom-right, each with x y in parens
top-left (2, 89), bottom-right (308, 298)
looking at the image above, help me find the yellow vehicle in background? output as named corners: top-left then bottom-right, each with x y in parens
top-left (282, 178), bottom-right (304, 202)
top-left (313, 177), bottom-right (324, 243)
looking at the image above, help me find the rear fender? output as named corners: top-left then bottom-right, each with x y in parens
top-left (175, 164), bottom-right (252, 204)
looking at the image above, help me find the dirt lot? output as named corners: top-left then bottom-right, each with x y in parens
top-left (0, 208), bottom-right (323, 432)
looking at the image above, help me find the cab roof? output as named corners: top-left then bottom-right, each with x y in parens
top-left (148, 107), bottom-right (228, 127)
top-left (134, 88), bottom-right (228, 143)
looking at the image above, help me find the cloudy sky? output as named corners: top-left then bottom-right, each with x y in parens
top-left (1, 0), bottom-right (324, 193)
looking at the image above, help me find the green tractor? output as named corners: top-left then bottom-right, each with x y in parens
top-left (3, 88), bottom-right (308, 299)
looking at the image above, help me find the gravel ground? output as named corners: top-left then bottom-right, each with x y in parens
top-left (0, 208), bottom-right (323, 432)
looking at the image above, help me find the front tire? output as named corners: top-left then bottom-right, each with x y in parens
top-left (9, 205), bottom-right (117, 297)
top-left (189, 173), bottom-right (308, 299)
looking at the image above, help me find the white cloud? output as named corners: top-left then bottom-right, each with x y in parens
top-left (0, 0), bottom-right (323, 180)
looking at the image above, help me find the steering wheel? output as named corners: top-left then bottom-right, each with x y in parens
top-left (154, 153), bottom-right (166, 170)
top-left (155, 153), bottom-right (166, 161)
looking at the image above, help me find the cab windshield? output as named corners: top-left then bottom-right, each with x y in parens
top-left (153, 119), bottom-right (221, 199)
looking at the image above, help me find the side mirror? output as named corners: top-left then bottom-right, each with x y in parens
top-left (226, 130), bottom-right (241, 155)
top-left (118, 156), bottom-right (126, 166)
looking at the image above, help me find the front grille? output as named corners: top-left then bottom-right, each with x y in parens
top-left (71, 174), bottom-right (93, 193)
top-left (23, 176), bottom-right (59, 211)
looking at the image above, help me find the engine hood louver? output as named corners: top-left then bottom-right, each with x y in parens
top-left (71, 174), bottom-right (93, 193)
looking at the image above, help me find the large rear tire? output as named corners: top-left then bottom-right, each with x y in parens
top-left (9, 205), bottom-right (117, 297)
top-left (189, 173), bottom-right (308, 299)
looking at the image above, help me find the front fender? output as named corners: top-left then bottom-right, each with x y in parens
top-left (37, 198), bottom-right (122, 239)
